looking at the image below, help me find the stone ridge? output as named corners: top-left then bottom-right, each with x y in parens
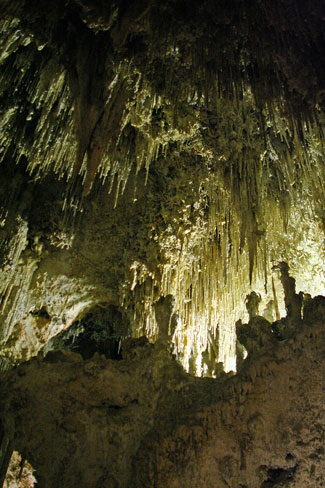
top-left (0, 297), bottom-right (324, 487)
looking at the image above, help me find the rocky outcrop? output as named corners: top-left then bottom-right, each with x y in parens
top-left (0, 297), bottom-right (324, 487)
top-left (2, 451), bottom-right (36, 488)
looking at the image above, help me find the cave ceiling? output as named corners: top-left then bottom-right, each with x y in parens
top-left (0, 0), bottom-right (324, 372)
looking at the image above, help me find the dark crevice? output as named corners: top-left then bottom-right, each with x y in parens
top-left (261, 466), bottom-right (297, 487)
top-left (42, 304), bottom-right (130, 360)
top-left (29, 307), bottom-right (50, 319)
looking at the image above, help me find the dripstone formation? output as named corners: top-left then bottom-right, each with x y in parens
top-left (0, 1), bottom-right (324, 487)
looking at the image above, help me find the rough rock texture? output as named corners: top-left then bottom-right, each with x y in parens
top-left (0, 298), bottom-right (324, 487)
top-left (0, 3), bottom-right (324, 484)
top-left (2, 451), bottom-right (36, 488)
top-left (0, 0), bottom-right (324, 373)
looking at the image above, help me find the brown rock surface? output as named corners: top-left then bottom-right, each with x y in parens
top-left (0, 301), bottom-right (323, 488)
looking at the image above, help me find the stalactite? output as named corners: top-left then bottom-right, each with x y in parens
top-left (125, 157), bottom-right (324, 373)
top-left (0, 1), bottom-right (324, 373)
top-left (0, 216), bottom-right (43, 359)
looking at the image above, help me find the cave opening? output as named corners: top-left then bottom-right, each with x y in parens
top-left (42, 304), bottom-right (129, 361)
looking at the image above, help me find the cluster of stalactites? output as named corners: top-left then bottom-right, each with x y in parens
top-left (126, 181), bottom-right (324, 374)
top-left (0, 216), bottom-right (37, 347)
top-left (0, 7), bottom-right (324, 373)
top-left (0, 14), bottom-right (324, 205)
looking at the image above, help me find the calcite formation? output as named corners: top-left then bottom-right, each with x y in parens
top-left (0, 1), bottom-right (324, 486)
top-left (0, 0), bottom-right (324, 373)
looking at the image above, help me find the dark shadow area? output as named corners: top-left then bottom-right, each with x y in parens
top-left (261, 466), bottom-right (296, 487)
top-left (43, 304), bottom-right (129, 360)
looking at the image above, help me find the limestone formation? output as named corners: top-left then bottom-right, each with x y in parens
top-left (0, 298), bottom-right (324, 487)
top-left (0, 1), bottom-right (324, 486)
top-left (0, 0), bottom-right (324, 373)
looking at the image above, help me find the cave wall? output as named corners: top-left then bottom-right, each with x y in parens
top-left (0, 2), bottom-right (324, 485)
top-left (0, 298), bottom-right (324, 487)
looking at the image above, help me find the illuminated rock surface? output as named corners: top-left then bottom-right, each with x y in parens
top-left (0, 0), bottom-right (324, 372)
top-left (0, 298), bottom-right (324, 487)
top-left (0, 0), bottom-right (324, 486)
top-left (2, 451), bottom-right (36, 488)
